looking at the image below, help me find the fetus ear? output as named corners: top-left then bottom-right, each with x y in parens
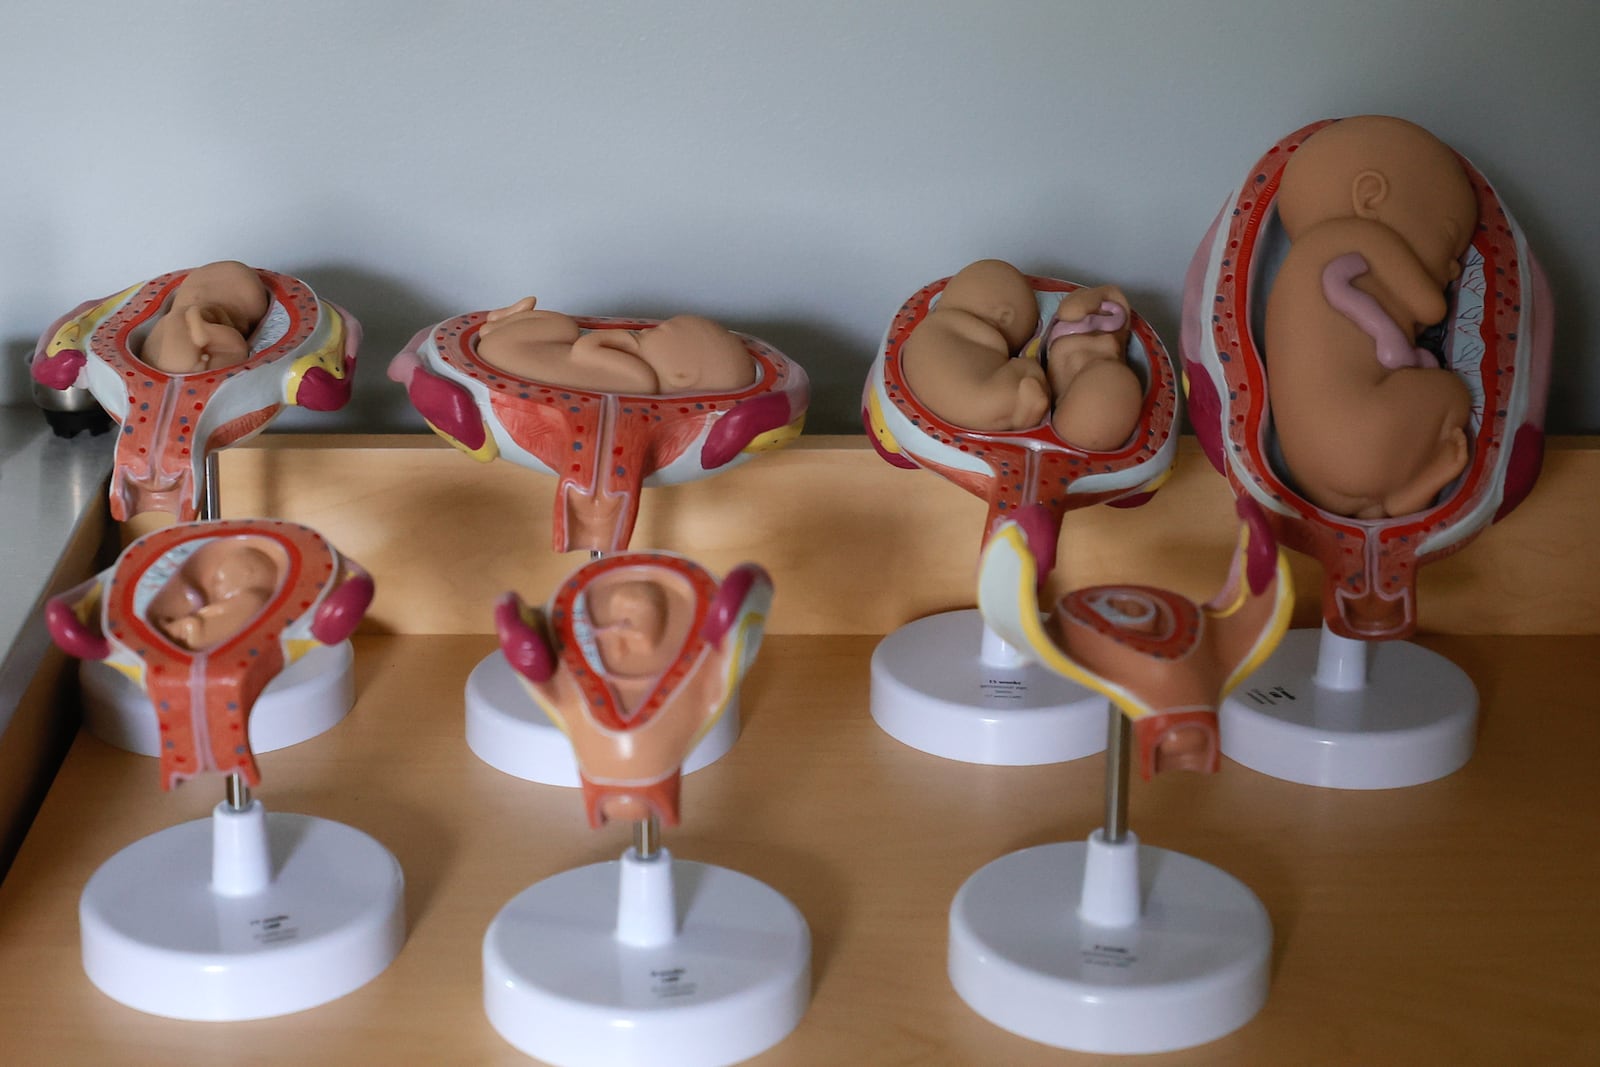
top-left (1351, 170), bottom-right (1389, 218)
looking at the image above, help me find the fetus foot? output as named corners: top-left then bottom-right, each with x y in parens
top-left (1382, 424), bottom-right (1470, 517)
top-left (1051, 359), bottom-right (1143, 450)
top-left (1007, 364), bottom-right (1051, 429)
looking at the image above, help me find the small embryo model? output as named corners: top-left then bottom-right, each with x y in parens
top-left (484, 553), bottom-right (810, 1067)
top-left (1265, 116), bottom-right (1477, 518)
top-left (949, 499), bottom-right (1292, 1054)
top-left (901, 258), bottom-right (1144, 450)
top-left (44, 521), bottom-right (402, 1022)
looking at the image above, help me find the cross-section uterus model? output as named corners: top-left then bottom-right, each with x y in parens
top-left (390, 297), bottom-right (808, 787)
top-left (863, 260), bottom-right (1179, 765)
top-left (44, 520), bottom-right (403, 1021)
top-left (484, 552), bottom-right (809, 1067)
top-left (949, 499), bottom-right (1291, 1054)
top-left (31, 261), bottom-right (363, 759)
top-left (1182, 116), bottom-right (1553, 788)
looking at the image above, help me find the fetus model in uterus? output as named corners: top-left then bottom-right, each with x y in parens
top-left (31, 262), bottom-right (359, 535)
top-left (47, 519), bottom-right (373, 790)
top-left (494, 551), bottom-right (772, 826)
top-left (390, 296), bottom-right (808, 554)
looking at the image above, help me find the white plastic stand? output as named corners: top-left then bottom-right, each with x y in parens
top-left (79, 798), bottom-right (405, 1020)
top-left (949, 712), bottom-right (1271, 1053)
top-left (870, 608), bottom-right (1107, 765)
top-left (483, 847), bottom-right (811, 1067)
top-left (1219, 625), bottom-right (1478, 789)
top-left (465, 649), bottom-right (740, 786)
top-left (81, 641), bottom-right (356, 757)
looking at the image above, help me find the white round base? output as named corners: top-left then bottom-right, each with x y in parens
top-left (1220, 629), bottom-right (1478, 789)
top-left (870, 609), bottom-right (1106, 765)
top-left (81, 641), bottom-right (356, 757)
top-left (79, 811), bottom-right (405, 1020)
top-left (484, 856), bottom-right (810, 1067)
top-left (949, 841), bottom-right (1270, 1054)
top-left (465, 650), bottom-right (740, 786)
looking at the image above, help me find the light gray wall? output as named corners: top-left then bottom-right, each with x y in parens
top-left (3, 0), bottom-right (1594, 433)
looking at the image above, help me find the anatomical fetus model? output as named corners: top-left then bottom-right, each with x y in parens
top-left (1265, 115), bottom-right (1477, 518)
top-left (979, 500), bottom-right (1292, 778)
top-left (139, 260), bottom-right (270, 374)
top-left (497, 554), bottom-right (771, 828)
top-left (901, 259), bottom-right (1143, 450)
top-left (45, 520), bottom-right (373, 790)
top-left (476, 296), bottom-right (757, 395)
top-left (147, 537), bottom-right (282, 651)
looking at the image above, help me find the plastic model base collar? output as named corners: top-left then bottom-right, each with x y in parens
top-left (869, 608), bottom-right (1108, 765)
top-left (483, 850), bottom-right (810, 1067)
top-left (464, 649), bottom-right (740, 787)
top-left (949, 835), bottom-right (1270, 1054)
top-left (79, 804), bottom-right (404, 1020)
top-left (79, 641), bottom-right (354, 757)
top-left (1219, 626), bottom-right (1478, 789)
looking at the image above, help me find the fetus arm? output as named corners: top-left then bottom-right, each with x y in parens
top-left (1322, 253), bottom-right (1439, 370)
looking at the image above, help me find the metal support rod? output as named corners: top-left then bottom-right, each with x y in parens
top-left (1103, 709), bottom-right (1131, 844)
top-left (203, 452), bottom-right (221, 522)
top-left (225, 772), bottom-right (252, 812)
top-left (634, 813), bottom-right (661, 861)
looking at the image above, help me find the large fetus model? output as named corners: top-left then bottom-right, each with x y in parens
top-left (901, 259), bottom-right (1144, 450)
top-left (1265, 116), bottom-right (1477, 518)
top-left (140, 260), bottom-right (270, 375)
top-left (476, 296), bottom-right (757, 395)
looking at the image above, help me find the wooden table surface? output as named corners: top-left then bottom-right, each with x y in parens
top-left (1, 633), bottom-right (1597, 1066)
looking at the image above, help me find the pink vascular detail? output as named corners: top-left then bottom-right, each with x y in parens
top-left (1321, 252), bottom-right (1437, 369)
top-left (1236, 497), bottom-right (1279, 595)
top-left (1183, 360), bottom-right (1228, 476)
top-left (496, 593), bottom-right (556, 683)
top-left (701, 564), bottom-right (770, 645)
top-left (1496, 425), bottom-right (1545, 522)
top-left (295, 366), bottom-right (351, 411)
top-left (1012, 504), bottom-right (1058, 584)
top-left (309, 570), bottom-right (374, 645)
top-left (45, 594), bottom-right (109, 662)
top-left (408, 364), bottom-right (486, 451)
top-left (701, 391), bottom-right (792, 469)
top-left (32, 348), bottom-right (86, 390)
top-left (1046, 300), bottom-right (1127, 342)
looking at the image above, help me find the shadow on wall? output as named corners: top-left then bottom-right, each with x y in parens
top-left (268, 272), bottom-right (870, 437)
top-left (719, 316), bottom-right (864, 436)
top-left (272, 262), bottom-right (454, 434)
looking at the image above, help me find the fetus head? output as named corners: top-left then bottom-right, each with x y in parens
top-left (586, 572), bottom-right (694, 679)
top-left (1278, 115), bottom-right (1477, 287)
top-left (636, 316), bottom-right (757, 395)
top-left (139, 261), bottom-right (270, 374)
top-left (938, 259), bottom-right (1040, 351)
